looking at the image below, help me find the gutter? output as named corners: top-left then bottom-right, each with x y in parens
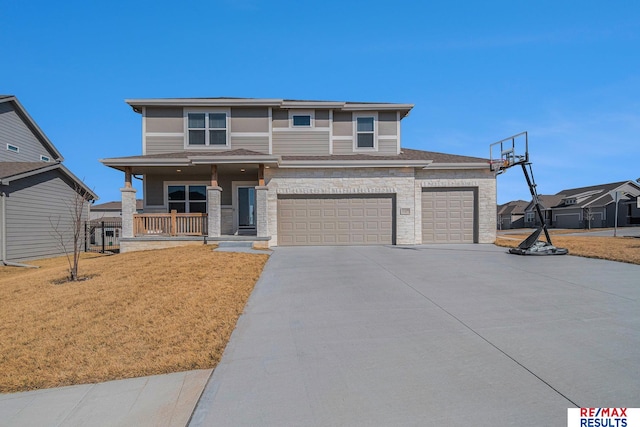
top-left (0, 192), bottom-right (38, 268)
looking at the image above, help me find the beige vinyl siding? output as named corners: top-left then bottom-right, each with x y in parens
top-left (145, 135), bottom-right (184, 154)
top-left (272, 108), bottom-right (288, 128)
top-left (378, 112), bottom-right (398, 136)
top-left (145, 107), bottom-right (183, 133)
top-left (0, 102), bottom-right (57, 162)
top-left (230, 135), bottom-right (269, 153)
top-left (230, 108), bottom-right (269, 133)
top-left (272, 131), bottom-right (330, 155)
top-left (332, 111), bottom-right (352, 136)
top-left (145, 175), bottom-right (165, 206)
top-left (218, 172), bottom-right (248, 205)
top-left (332, 139), bottom-right (354, 155)
top-left (4, 170), bottom-right (89, 261)
top-left (315, 110), bottom-right (330, 128)
top-left (378, 138), bottom-right (398, 155)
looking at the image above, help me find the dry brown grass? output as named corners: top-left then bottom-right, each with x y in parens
top-left (496, 233), bottom-right (640, 265)
top-left (0, 245), bottom-right (269, 393)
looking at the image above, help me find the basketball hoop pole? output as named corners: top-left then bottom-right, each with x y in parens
top-left (520, 162), bottom-right (553, 244)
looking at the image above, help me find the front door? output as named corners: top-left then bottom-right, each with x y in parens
top-left (237, 186), bottom-right (256, 231)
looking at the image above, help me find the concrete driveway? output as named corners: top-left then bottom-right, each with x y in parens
top-left (190, 244), bottom-right (640, 426)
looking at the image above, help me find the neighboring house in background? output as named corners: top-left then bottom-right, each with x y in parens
top-left (497, 200), bottom-right (528, 229)
top-left (90, 199), bottom-right (143, 221)
top-left (550, 181), bottom-right (640, 229)
top-left (101, 98), bottom-right (496, 252)
top-left (523, 195), bottom-right (564, 228)
top-left (521, 180), bottom-right (640, 229)
top-left (88, 200), bottom-right (143, 250)
top-left (0, 95), bottom-right (98, 263)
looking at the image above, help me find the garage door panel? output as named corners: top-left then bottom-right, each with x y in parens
top-left (422, 189), bottom-right (475, 244)
top-left (278, 195), bottom-right (393, 246)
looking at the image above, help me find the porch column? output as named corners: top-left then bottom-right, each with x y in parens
top-left (255, 186), bottom-right (269, 238)
top-left (207, 186), bottom-right (222, 238)
top-left (121, 187), bottom-right (137, 238)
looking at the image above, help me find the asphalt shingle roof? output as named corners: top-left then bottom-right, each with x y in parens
top-left (0, 162), bottom-right (53, 179)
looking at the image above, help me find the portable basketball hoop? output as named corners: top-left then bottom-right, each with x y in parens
top-left (491, 132), bottom-right (568, 256)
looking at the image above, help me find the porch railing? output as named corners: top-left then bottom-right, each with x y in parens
top-left (134, 211), bottom-right (208, 236)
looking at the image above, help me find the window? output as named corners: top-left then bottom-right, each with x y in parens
top-left (168, 185), bottom-right (207, 213)
top-left (356, 117), bottom-right (375, 148)
top-left (525, 212), bottom-right (535, 222)
top-left (7, 144), bottom-right (19, 153)
top-left (187, 112), bottom-right (227, 146)
top-left (40, 155), bottom-right (50, 162)
top-left (292, 115), bottom-right (311, 127)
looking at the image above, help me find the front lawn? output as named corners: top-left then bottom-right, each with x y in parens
top-left (0, 245), bottom-right (269, 393)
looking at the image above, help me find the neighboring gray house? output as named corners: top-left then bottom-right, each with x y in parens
top-left (523, 195), bottom-right (564, 228)
top-left (497, 200), bottom-right (528, 229)
top-left (550, 181), bottom-right (640, 229)
top-left (101, 98), bottom-right (496, 252)
top-left (0, 95), bottom-right (98, 262)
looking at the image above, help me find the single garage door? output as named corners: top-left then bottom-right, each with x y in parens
top-left (277, 195), bottom-right (394, 246)
top-left (422, 189), bottom-right (475, 243)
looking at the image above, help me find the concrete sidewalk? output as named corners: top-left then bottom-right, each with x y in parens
top-left (190, 245), bottom-right (640, 426)
top-left (0, 369), bottom-right (211, 427)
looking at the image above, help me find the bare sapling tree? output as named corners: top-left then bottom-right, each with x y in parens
top-left (50, 183), bottom-right (93, 281)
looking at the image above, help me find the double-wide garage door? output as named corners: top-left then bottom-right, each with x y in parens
top-left (422, 189), bottom-right (476, 243)
top-left (277, 195), bottom-right (394, 246)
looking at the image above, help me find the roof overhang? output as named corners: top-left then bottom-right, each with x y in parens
top-left (125, 98), bottom-right (414, 118)
top-left (278, 159), bottom-right (432, 168)
top-left (423, 162), bottom-right (491, 170)
top-left (0, 162), bottom-right (98, 200)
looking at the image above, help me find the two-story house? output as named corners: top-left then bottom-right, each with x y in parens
top-left (100, 98), bottom-right (496, 251)
top-left (0, 95), bottom-right (97, 263)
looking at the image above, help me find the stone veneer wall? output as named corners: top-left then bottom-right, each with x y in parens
top-left (221, 206), bottom-right (233, 235)
top-left (263, 167), bottom-right (496, 246)
top-left (415, 169), bottom-right (497, 244)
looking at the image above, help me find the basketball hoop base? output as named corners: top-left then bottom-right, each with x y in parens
top-left (508, 227), bottom-right (569, 256)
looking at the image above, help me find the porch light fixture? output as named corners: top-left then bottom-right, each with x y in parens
top-left (176, 169), bottom-right (182, 172)
top-left (240, 168), bottom-right (245, 172)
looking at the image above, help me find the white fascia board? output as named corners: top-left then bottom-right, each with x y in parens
top-left (278, 160), bottom-right (432, 168)
top-left (280, 101), bottom-right (345, 109)
top-left (125, 98), bottom-right (283, 109)
top-left (423, 163), bottom-right (491, 170)
top-left (99, 158), bottom-right (191, 167)
top-left (189, 156), bottom-right (280, 164)
top-left (341, 103), bottom-right (414, 111)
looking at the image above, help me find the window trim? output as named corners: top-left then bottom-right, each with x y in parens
top-left (40, 155), bottom-right (50, 162)
top-left (184, 108), bottom-right (230, 149)
top-left (353, 113), bottom-right (378, 151)
top-left (7, 144), bottom-right (19, 153)
top-left (164, 181), bottom-right (209, 213)
top-left (289, 110), bottom-right (314, 128)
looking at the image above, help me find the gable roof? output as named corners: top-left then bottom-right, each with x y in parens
top-left (0, 161), bottom-right (98, 200)
top-left (524, 194), bottom-right (565, 212)
top-left (498, 200), bottom-right (528, 216)
top-left (0, 96), bottom-right (63, 161)
top-left (100, 147), bottom-right (489, 171)
top-left (554, 180), bottom-right (640, 208)
top-left (125, 97), bottom-right (415, 118)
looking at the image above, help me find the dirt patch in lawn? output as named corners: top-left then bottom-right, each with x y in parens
top-left (0, 245), bottom-right (269, 393)
top-left (496, 233), bottom-right (640, 265)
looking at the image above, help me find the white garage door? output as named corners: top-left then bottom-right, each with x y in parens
top-left (422, 189), bottom-right (475, 243)
top-left (277, 195), bottom-right (394, 246)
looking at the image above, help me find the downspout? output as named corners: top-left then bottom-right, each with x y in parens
top-left (0, 191), bottom-right (38, 268)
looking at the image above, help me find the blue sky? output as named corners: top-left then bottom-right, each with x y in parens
top-left (2, 0), bottom-right (639, 204)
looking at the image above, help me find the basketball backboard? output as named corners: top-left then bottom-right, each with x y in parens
top-left (489, 131), bottom-right (529, 172)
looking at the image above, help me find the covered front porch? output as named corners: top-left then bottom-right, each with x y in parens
top-left (101, 150), bottom-right (278, 251)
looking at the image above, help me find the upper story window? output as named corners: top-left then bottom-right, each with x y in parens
top-left (40, 155), bottom-right (50, 162)
top-left (289, 110), bottom-right (314, 128)
top-left (187, 112), bottom-right (228, 146)
top-left (356, 117), bottom-right (375, 149)
top-left (7, 144), bottom-right (19, 153)
top-left (292, 115), bottom-right (312, 127)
